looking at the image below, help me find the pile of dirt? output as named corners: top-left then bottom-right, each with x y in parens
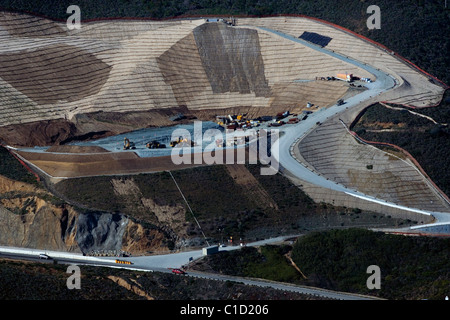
top-left (0, 119), bottom-right (78, 147)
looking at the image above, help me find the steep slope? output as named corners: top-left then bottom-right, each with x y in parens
top-left (0, 173), bottom-right (171, 255)
top-left (0, 13), bottom-right (371, 146)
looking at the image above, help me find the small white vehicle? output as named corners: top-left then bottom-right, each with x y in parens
top-left (39, 254), bottom-right (50, 260)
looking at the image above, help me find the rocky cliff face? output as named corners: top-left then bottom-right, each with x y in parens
top-left (0, 176), bottom-right (79, 252)
top-left (75, 212), bottom-right (128, 254)
top-left (0, 175), bottom-right (170, 255)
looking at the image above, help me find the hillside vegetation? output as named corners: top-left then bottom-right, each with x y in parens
top-left (291, 229), bottom-right (450, 300)
top-left (189, 244), bottom-right (304, 284)
top-left (0, 259), bottom-right (318, 300)
top-left (54, 164), bottom-right (409, 246)
top-left (190, 228), bottom-right (450, 300)
top-left (1, 0), bottom-right (448, 87)
top-left (0, 146), bottom-right (39, 186)
top-left (352, 91), bottom-right (450, 197)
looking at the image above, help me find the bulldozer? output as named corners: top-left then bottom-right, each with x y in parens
top-left (170, 136), bottom-right (196, 148)
top-left (146, 140), bottom-right (166, 149)
top-left (170, 136), bottom-right (183, 147)
top-left (123, 137), bottom-right (136, 150)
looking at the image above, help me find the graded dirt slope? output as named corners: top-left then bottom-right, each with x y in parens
top-left (0, 12), bottom-right (380, 146)
top-left (240, 17), bottom-right (446, 107)
top-left (0, 44), bottom-right (112, 105)
top-left (296, 117), bottom-right (450, 212)
top-left (0, 13), bottom-right (445, 138)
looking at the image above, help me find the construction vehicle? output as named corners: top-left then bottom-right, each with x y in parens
top-left (336, 73), bottom-right (353, 82)
top-left (170, 136), bottom-right (196, 148)
top-left (146, 140), bottom-right (166, 149)
top-left (170, 137), bottom-right (183, 147)
top-left (123, 137), bottom-right (136, 150)
top-left (269, 121), bottom-right (284, 127)
top-left (216, 139), bottom-right (224, 147)
top-left (276, 112), bottom-right (289, 121)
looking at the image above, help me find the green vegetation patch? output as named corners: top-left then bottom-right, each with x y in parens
top-left (0, 260), bottom-right (139, 300)
top-left (0, 146), bottom-right (39, 186)
top-left (291, 228), bottom-right (450, 300)
top-left (191, 245), bottom-right (303, 284)
top-left (0, 259), bottom-right (316, 300)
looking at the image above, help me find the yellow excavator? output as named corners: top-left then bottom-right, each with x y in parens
top-left (123, 137), bottom-right (136, 150)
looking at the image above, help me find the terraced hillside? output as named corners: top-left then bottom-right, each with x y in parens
top-left (297, 118), bottom-right (450, 213)
top-left (1, 12), bottom-right (448, 224)
top-left (0, 12), bottom-right (377, 146)
top-left (240, 17), bottom-right (446, 107)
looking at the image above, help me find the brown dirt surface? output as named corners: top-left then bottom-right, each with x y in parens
top-left (16, 147), bottom-right (254, 178)
top-left (46, 145), bottom-right (110, 153)
top-left (0, 119), bottom-right (78, 147)
top-left (0, 44), bottom-right (111, 104)
top-left (0, 174), bottom-right (80, 252)
top-left (0, 12), bottom-right (67, 37)
top-left (225, 164), bottom-right (278, 209)
top-left (193, 23), bottom-right (271, 97)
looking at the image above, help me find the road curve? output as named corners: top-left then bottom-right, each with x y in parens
top-left (250, 26), bottom-right (450, 229)
top-left (0, 239), bottom-right (381, 300)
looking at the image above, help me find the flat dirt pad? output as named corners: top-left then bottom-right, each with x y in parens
top-left (17, 147), bottom-right (255, 178)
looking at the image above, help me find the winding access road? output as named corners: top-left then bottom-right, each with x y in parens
top-left (250, 26), bottom-right (450, 229)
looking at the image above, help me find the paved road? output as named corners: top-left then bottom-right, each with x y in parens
top-left (0, 238), bottom-right (380, 300)
top-left (251, 26), bottom-right (450, 229)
